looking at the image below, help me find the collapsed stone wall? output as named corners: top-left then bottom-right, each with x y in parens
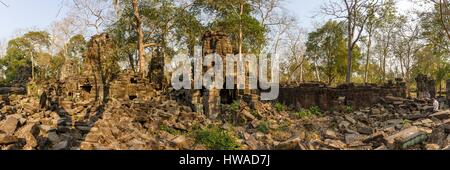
top-left (416, 74), bottom-right (436, 99)
top-left (29, 33), bottom-right (156, 103)
top-left (278, 79), bottom-right (408, 111)
top-left (447, 80), bottom-right (450, 103)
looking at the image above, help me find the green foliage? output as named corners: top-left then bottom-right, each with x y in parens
top-left (277, 121), bottom-right (290, 131)
top-left (308, 106), bottom-right (322, 115)
top-left (193, 126), bottom-right (240, 150)
top-left (293, 106), bottom-right (322, 119)
top-left (192, 0), bottom-right (267, 53)
top-left (293, 109), bottom-right (313, 119)
top-left (0, 31), bottom-right (51, 84)
top-left (256, 121), bottom-right (270, 133)
top-left (160, 125), bottom-right (182, 135)
top-left (274, 102), bottom-right (286, 112)
top-left (345, 106), bottom-right (354, 113)
top-left (306, 20), bottom-right (361, 85)
top-left (230, 100), bottom-right (241, 112)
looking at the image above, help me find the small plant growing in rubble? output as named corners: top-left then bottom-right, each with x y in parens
top-left (160, 125), bottom-right (182, 135)
top-left (230, 100), bottom-right (241, 112)
top-left (256, 121), bottom-right (270, 133)
top-left (345, 106), bottom-right (353, 113)
top-left (308, 106), bottom-right (322, 115)
top-left (293, 109), bottom-right (312, 119)
top-left (274, 102), bottom-right (287, 112)
top-left (193, 126), bottom-right (240, 150)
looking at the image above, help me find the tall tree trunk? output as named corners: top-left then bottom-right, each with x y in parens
top-left (314, 60), bottom-right (320, 82)
top-left (133, 0), bottom-right (145, 78)
top-left (382, 32), bottom-right (391, 81)
top-left (364, 30), bottom-right (372, 84)
top-left (346, 14), bottom-right (353, 84)
top-left (300, 62), bottom-right (304, 83)
top-left (239, 1), bottom-right (243, 55)
top-left (128, 52), bottom-right (135, 72)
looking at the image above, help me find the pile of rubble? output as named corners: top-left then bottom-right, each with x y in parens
top-left (0, 90), bottom-right (209, 150)
top-left (1, 91), bottom-right (450, 150)
top-left (269, 96), bottom-right (450, 150)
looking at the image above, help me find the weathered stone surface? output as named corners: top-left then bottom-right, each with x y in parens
top-left (429, 110), bottom-right (450, 120)
top-left (52, 140), bottom-right (69, 150)
top-left (323, 139), bottom-right (347, 149)
top-left (14, 123), bottom-right (40, 150)
top-left (0, 117), bottom-right (19, 135)
top-left (371, 108), bottom-right (382, 115)
top-left (274, 137), bottom-right (303, 150)
top-left (324, 130), bottom-right (338, 139)
top-left (170, 135), bottom-right (188, 149)
top-left (0, 135), bottom-right (19, 145)
top-left (425, 144), bottom-right (440, 150)
top-left (47, 132), bottom-right (60, 144)
top-left (384, 126), bottom-right (427, 149)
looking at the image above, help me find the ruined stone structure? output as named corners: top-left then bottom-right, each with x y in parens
top-left (447, 80), bottom-right (450, 103)
top-left (148, 49), bottom-right (165, 90)
top-left (31, 33), bottom-right (156, 104)
top-left (278, 79), bottom-right (408, 111)
top-left (109, 70), bottom-right (156, 101)
top-left (185, 31), bottom-right (259, 118)
top-left (416, 74), bottom-right (436, 99)
top-left (201, 31), bottom-right (233, 119)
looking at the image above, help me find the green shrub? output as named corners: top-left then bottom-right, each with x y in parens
top-left (256, 121), bottom-right (270, 133)
top-left (194, 126), bottom-right (240, 150)
top-left (274, 102), bottom-right (287, 112)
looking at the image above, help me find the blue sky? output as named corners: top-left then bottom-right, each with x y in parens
top-left (0, 0), bottom-right (413, 42)
top-left (0, 0), bottom-right (69, 40)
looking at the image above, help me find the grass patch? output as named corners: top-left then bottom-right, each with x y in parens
top-left (193, 126), bottom-right (240, 150)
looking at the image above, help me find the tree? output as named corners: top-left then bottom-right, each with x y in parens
top-left (0, 31), bottom-right (51, 84)
top-left (391, 16), bottom-right (421, 89)
top-left (306, 21), bottom-right (361, 85)
top-left (192, 0), bottom-right (267, 54)
top-left (68, 0), bottom-right (115, 34)
top-left (417, 2), bottom-right (450, 94)
top-left (431, 0), bottom-right (450, 40)
top-left (281, 26), bottom-right (308, 85)
top-left (112, 0), bottom-right (201, 78)
top-left (322, 0), bottom-right (379, 83)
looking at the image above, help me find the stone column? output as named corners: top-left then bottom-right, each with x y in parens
top-left (203, 89), bottom-right (220, 119)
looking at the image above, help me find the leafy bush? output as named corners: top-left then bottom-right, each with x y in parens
top-left (194, 126), bottom-right (240, 150)
top-left (274, 102), bottom-right (287, 112)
